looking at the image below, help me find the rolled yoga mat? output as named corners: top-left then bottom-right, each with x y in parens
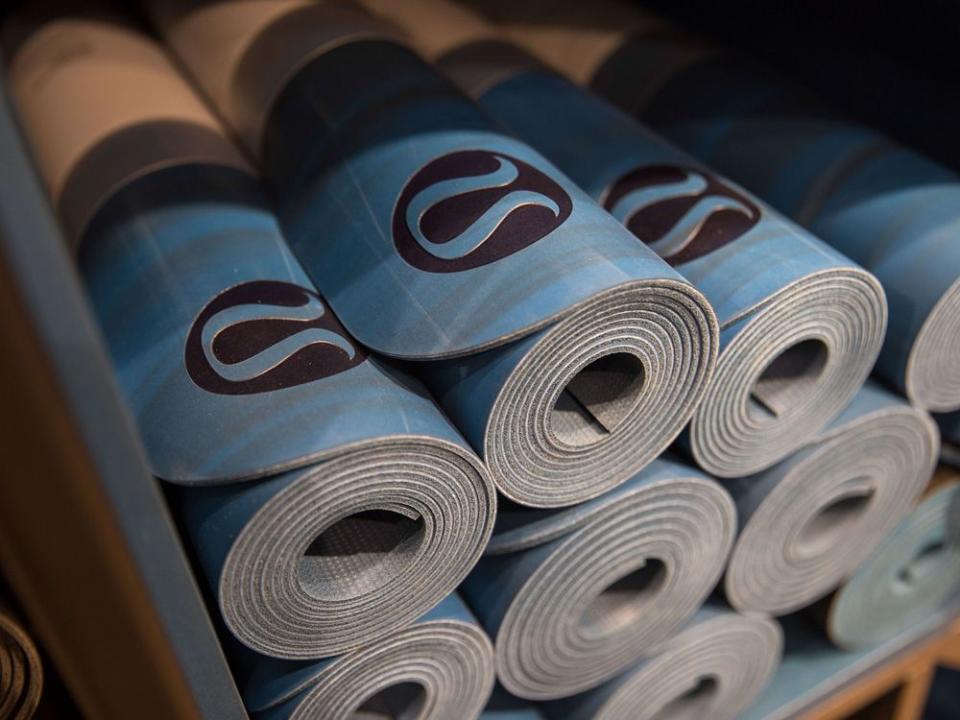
top-left (362, 0), bottom-right (888, 478)
top-left (814, 470), bottom-right (960, 650)
top-left (233, 593), bottom-right (494, 720)
top-left (461, 456), bottom-right (737, 699)
top-left (0, 599), bottom-right (43, 720)
top-left (148, 0), bottom-right (719, 508)
top-left (482, 0), bottom-right (960, 413)
top-left (6, 11), bottom-right (496, 659)
top-left (723, 381), bottom-right (938, 616)
top-left (539, 607), bottom-right (782, 720)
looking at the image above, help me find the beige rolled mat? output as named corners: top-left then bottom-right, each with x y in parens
top-left (0, 601), bottom-right (42, 720)
top-left (723, 382), bottom-right (938, 616)
top-left (539, 608), bottom-right (783, 720)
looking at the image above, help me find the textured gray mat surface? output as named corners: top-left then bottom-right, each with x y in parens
top-left (722, 382), bottom-right (938, 615)
top-left (0, 604), bottom-right (42, 720)
top-left (540, 607), bottom-right (782, 720)
top-left (462, 456), bottom-right (736, 699)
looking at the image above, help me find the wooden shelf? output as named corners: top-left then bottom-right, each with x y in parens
top-left (800, 618), bottom-right (960, 720)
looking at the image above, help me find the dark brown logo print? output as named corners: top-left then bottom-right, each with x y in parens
top-left (185, 281), bottom-right (365, 395)
top-left (603, 165), bottom-right (760, 266)
top-left (393, 150), bottom-right (573, 272)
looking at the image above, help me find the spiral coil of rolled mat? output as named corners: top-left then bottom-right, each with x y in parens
top-left (1, 0), bottom-right (959, 718)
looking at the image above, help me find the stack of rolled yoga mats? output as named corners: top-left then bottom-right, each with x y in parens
top-left (457, 0), bottom-right (960, 715)
top-left (3, 0), bottom-right (958, 717)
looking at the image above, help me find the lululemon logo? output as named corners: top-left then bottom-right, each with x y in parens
top-left (603, 165), bottom-right (760, 266)
top-left (185, 281), bottom-right (365, 395)
top-left (393, 149), bottom-right (573, 272)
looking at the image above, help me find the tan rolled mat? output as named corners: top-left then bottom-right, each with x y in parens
top-left (0, 601), bottom-right (42, 720)
top-left (538, 607), bottom-right (782, 719)
top-left (723, 382), bottom-right (938, 616)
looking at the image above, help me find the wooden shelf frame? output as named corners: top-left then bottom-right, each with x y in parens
top-left (801, 618), bottom-right (960, 720)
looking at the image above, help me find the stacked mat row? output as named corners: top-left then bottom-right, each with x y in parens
top-left (4, 0), bottom-right (959, 718)
top-left (4, 1), bottom-right (711, 717)
top-left (433, 0), bottom-right (960, 717)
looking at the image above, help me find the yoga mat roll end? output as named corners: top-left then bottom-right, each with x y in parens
top-left (689, 266), bottom-right (887, 479)
top-left (825, 476), bottom-right (960, 649)
top-left (725, 385), bottom-right (938, 616)
top-left (483, 278), bottom-right (718, 508)
top-left (543, 610), bottom-right (782, 720)
top-left (906, 276), bottom-right (960, 411)
top-left (470, 459), bottom-right (736, 700)
top-left (191, 436), bottom-right (496, 659)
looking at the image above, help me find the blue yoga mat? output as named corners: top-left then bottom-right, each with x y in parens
top-left (480, 688), bottom-right (545, 720)
top-left (149, 0), bottom-right (720, 508)
top-left (819, 475), bottom-right (960, 649)
top-left (539, 606), bottom-right (782, 720)
top-left (6, 14), bottom-right (496, 660)
top-left (743, 610), bottom-right (956, 720)
top-left (938, 412), bottom-right (960, 467)
top-left (722, 382), bottom-right (938, 615)
top-left (365, 0), bottom-right (887, 480)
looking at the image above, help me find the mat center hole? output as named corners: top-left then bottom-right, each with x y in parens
top-left (580, 558), bottom-right (666, 638)
top-left (897, 540), bottom-right (946, 589)
top-left (750, 339), bottom-right (828, 421)
top-left (651, 675), bottom-right (720, 720)
top-left (797, 486), bottom-right (874, 557)
top-left (351, 681), bottom-right (426, 720)
top-left (551, 352), bottom-right (646, 447)
top-left (298, 509), bottom-right (426, 602)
